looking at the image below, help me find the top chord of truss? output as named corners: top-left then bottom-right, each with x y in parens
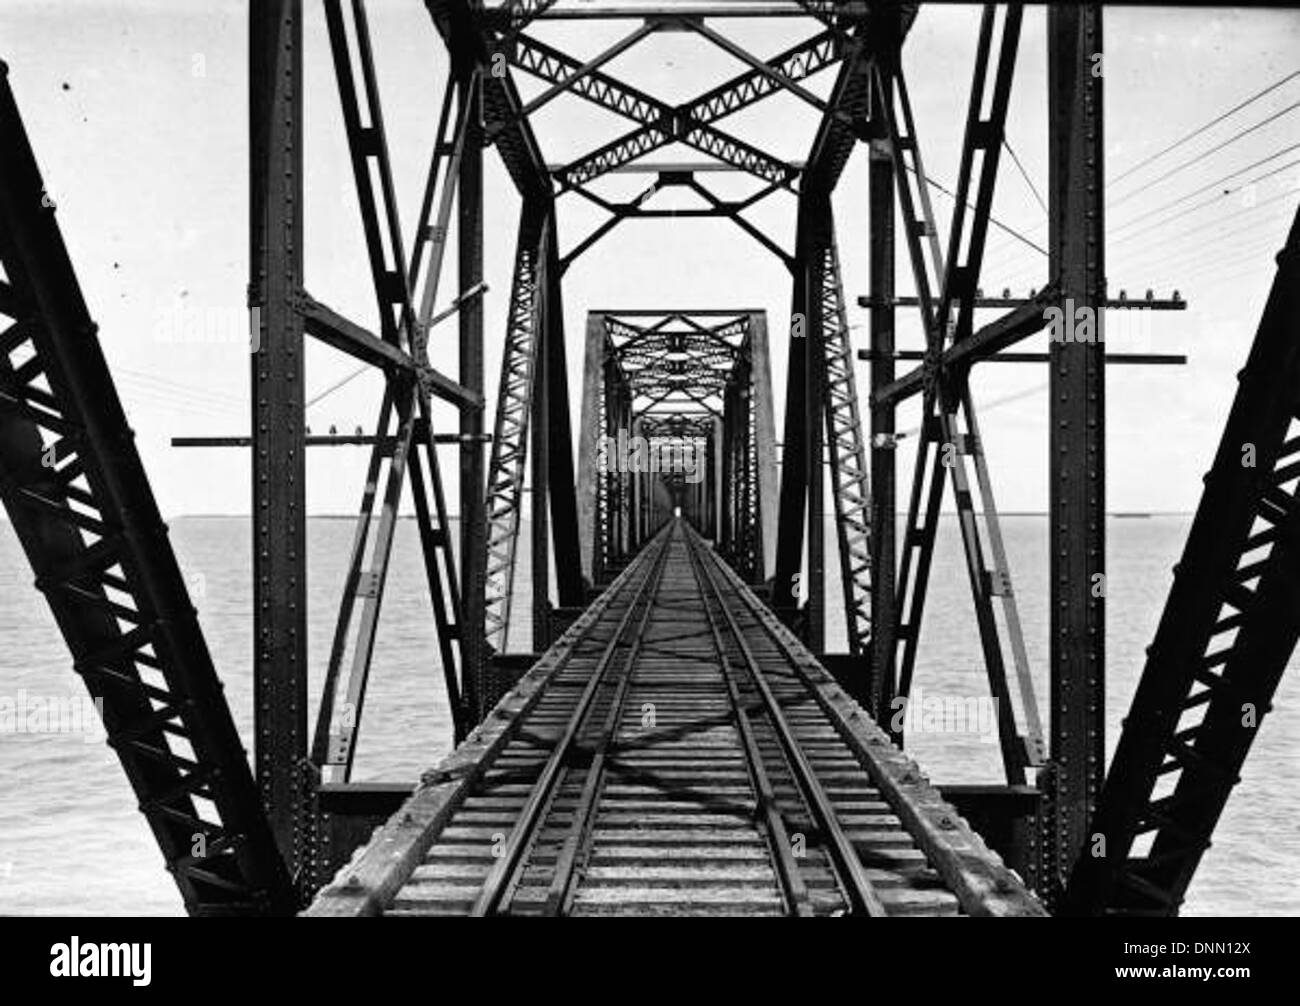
top-left (483, 2), bottom-right (856, 21)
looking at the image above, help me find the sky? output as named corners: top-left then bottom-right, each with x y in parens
top-left (1, 1), bottom-right (1298, 516)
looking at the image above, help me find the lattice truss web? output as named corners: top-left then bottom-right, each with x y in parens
top-left (606, 313), bottom-right (747, 415)
top-left (471, 2), bottom-right (878, 659)
top-left (589, 311), bottom-right (762, 573)
top-left (495, 0), bottom-right (853, 265)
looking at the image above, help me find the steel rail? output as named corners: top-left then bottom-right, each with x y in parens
top-left (470, 525), bottom-right (674, 916)
top-left (538, 528), bottom-right (679, 915)
top-left (301, 525), bottom-right (668, 917)
top-left (685, 527), bottom-right (888, 916)
top-left (683, 531), bottom-right (815, 916)
top-left (695, 523), bottom-right (1048, 916)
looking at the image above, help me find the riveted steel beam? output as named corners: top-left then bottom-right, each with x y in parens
top-left (1040, 2), bottom-right (1106, 910)
top-left (249, 0), bottom-right (310, 885)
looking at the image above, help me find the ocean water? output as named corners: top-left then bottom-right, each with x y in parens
top-left (0, 515), bottom-right (1295, 916)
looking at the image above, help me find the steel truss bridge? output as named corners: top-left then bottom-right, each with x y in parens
top-left (0, 0), bottom-right (1295, 917)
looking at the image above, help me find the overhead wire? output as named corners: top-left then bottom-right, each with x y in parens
top-left (1157, 229), bottom-right (1291, 288)
top-left (1106, 161), bottom-right (1300, 252)
top-left (1121, 214), bottom-right (1293, 282)
top-left (904, 162), bottom-right (1050, 258)
top-left (1109, 141), bottom-right (1300, 235)
top-left (992, 186), bottom-right (1298, 292)
top-left (896, 381), bottom-right (1048, 439)
top-left (1111, 189), bottom-right (1297, 274)
top-left (1108, 99), bottom-right (1300, 212)
top-left (115, 366), bottom-right (246, 408)
top-left (1110, 69), bottom-right (1300, 186)
top-left (305, 364), bottom-right (370, 410)
top-left (1002, 137), bottom-right (1048, 216)
top-left (979, 75), bottom-right (1300, 276)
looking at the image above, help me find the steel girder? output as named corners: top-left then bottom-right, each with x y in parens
top-left (769, 4), bottom-right (915, 654)
top-left (775, 198), bottom-right (873, 655)
top-left (748, 312), bottom-right (780, 582)
top-left (595, 358), bottom-right (633, 580)
top-left (0, 63), bottom-right (293, 915)
top-left (689, 31), bottom-right (840, 122)
top-left (485, 0), bottom-right (561, 35)
top-left (1036, 3), bottom-right (1106, 908)
top-left (538, 223), bottom-right (585, 621)
top-left (428, 0), bottom-right (552, 203)
top-left (718, 316), bottom-right (777, 584)
top-left (456, 62), bottom-right (488, 727)
top-left (861, 6), bottom-right (1041, 787)
top-left (533, 215), bottom-right (585, 648)
top-left (493, 3), bottom-right (882, 653)
top-left (248, 0), bottom-right (312, 883)
top-left (772, 215), bottom-right (812, 630)
top-left (813, 224), bottom-right (873, 655)
top-left (764, 212), bottom-right (836, 649)
top-left (514, 28), bottom-right (840, 190)
top-left (577, 312), bottom-right (764, 584)
top-left (430, 2), bottom-right (591, 672)
top-left (307, 1), bottom-right (470, 803)
top-left (1041, 3), bottom-right (1106, 908)
top-left (866, 78), bottom-right (897, 723)
top-left (504, 30), bottom-right (666, 129)
top-left (723, 353), bottom-right (756, 578)
top-left (1066, 205), bottom-right (1300, 916)
top-left (479, 194), bottom-right (585, 661)
top-left (483, 204), bottom-right (550, 653)
top-left (798, 3), bottom-right (918, 194)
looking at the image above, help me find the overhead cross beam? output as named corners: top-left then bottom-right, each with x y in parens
top-left (513, 38), bottom-right (802, 190)
top-left (509, 28), bottom-right (841, 190)
top-left (560, 172), bottom-right (792, 269)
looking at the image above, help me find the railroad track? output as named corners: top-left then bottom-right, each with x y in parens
top-left (307, 520), bottom-right (1045, 917)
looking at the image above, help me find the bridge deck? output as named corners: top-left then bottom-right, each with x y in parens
top-left (306, 521), bottom-right (1045, 917)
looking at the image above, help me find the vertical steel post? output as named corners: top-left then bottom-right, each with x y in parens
top-left (805, 203), bottom-right (828, 653)
top-left (632, 414), bottom-right (645, 550)
top-left (868, 90), bottom-right (897, 723)
top-left (249, 0), bottom-right (309, 883)
top-left (711, 420), bottom-right (723, 542)
top-left (576, 316), bottom-right (605, 585)
top-left (618, 387), bottom-right (632, 559)
top-left (773, 235), bottom-right (808, 616)
top-left (749, 312), bottom-right (779, 581)
top-left (457, 64), bottom-right (486, 722)
top-left (531, 214), bottom-right (552, 649)
top-left (721, 379), bottom-right (736, 555)
top-left (1043, 3), bottom-right (1105, 908)
top-left (544, 217), bottom-right (585, 606)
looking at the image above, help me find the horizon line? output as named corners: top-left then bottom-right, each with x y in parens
top-left (152, 509), bottom-right (1197, 520)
